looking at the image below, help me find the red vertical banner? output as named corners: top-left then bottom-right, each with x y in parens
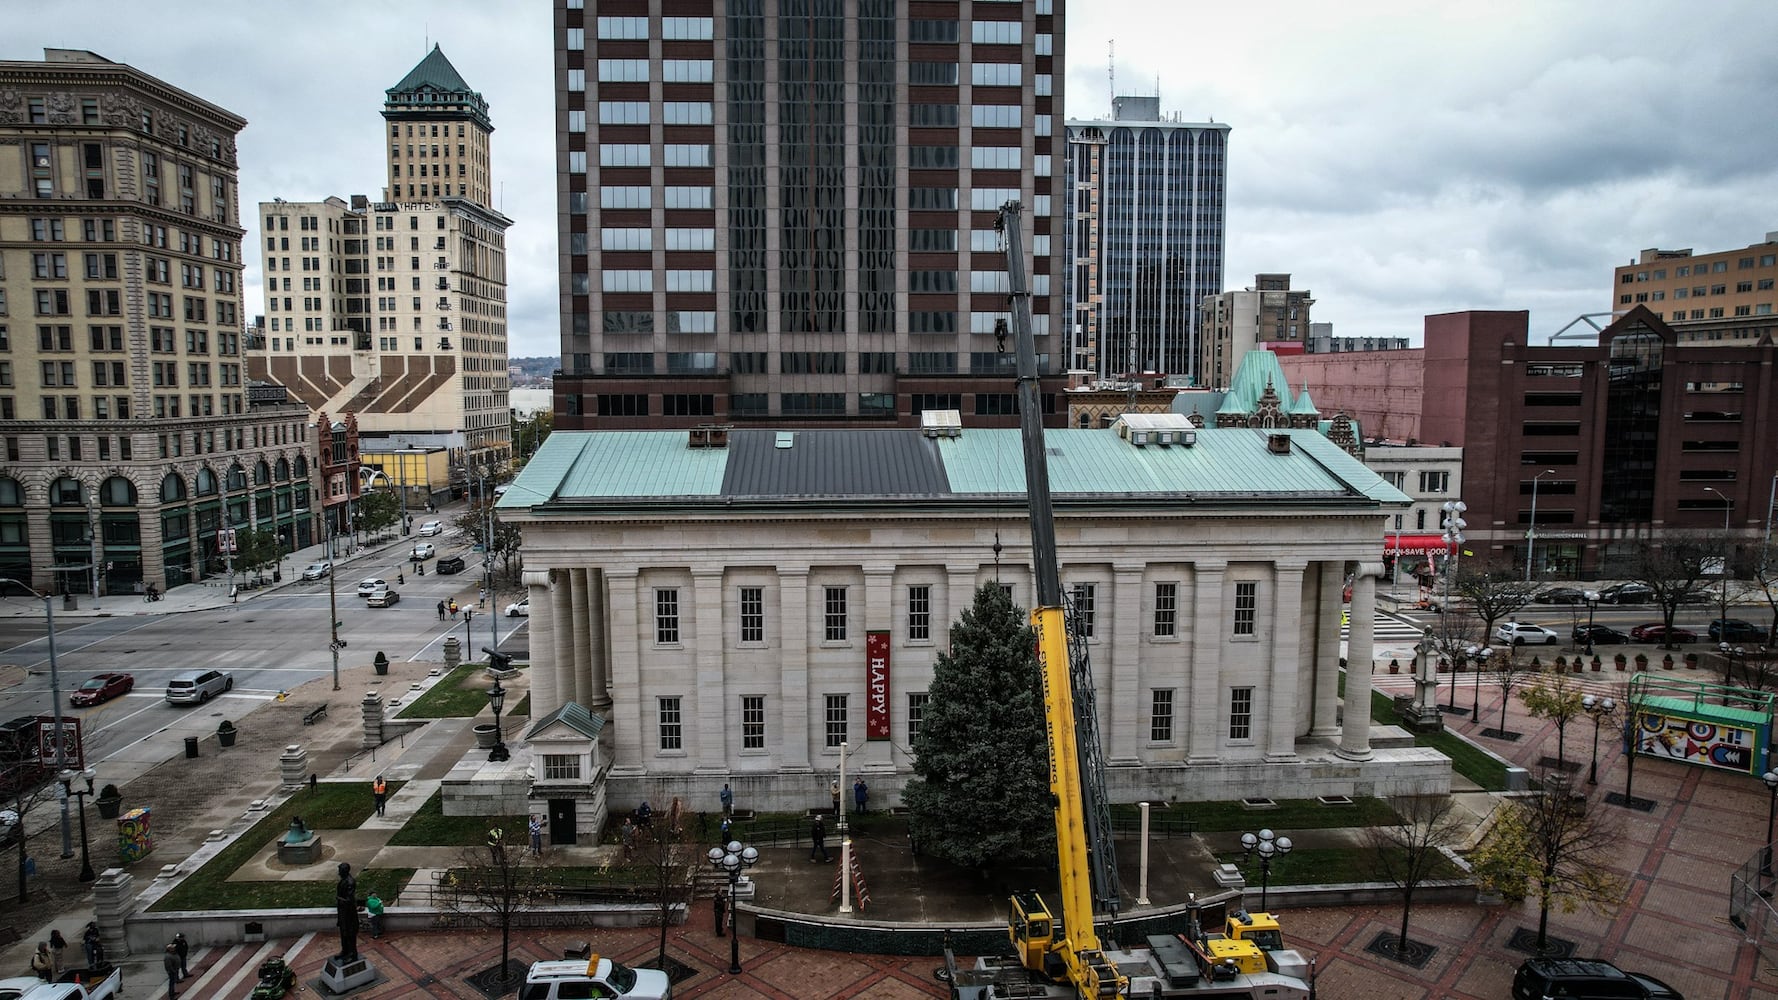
top-left (866, 631), bottom-right (891, 740)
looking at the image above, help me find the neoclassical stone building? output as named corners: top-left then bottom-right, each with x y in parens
top-left (499, 415), bottom-right (1447, 843)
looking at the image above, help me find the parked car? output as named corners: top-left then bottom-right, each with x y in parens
top-left (1599, 582), bottom-right (1656, 605)
top-left (1709, 618), bottom-right (1769, 643)
top-left (1512, 957), bottom-right (1681, 1000)
top-left (356, 578), bottom-right (388, 598)
top-left (435, 555), bottom-right (466, 574)
top-left (300, 562), bottom-right (332, 581)
top-left (71, 672), bottom-right (134, 707)
top-left (1630, 623), bottom-right (1698, 644)
top-left (1533, 587), bottom-right (1589, 605)
top-left (1572, 623), bottom-right (1629, 645)
top-left (417, 519), bottom-right (445, 536)
top-left (506, 597), bottom-right (529, 617)
top-left (410, 543), bottom-right (436, 561)
top-left (165, 669), bottom-right (233, 705)
top-left (522, 959), bottom-right (669, 1000)
top-left (1497, 622), bottom-right (1560, 645)
top-left (366, 588), bottom-right (401, 608)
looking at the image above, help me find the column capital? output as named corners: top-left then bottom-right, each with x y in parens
top-left (1354, 562), bottom-right (1385, 580)
top-left (778, 565), bottom-right (811, 581)
top-left (605, 566), bottom-right (639, 581)
top-left (522, 569), bottom-right (552, 589)
top-left (863, 564), bottom-right (896, 579)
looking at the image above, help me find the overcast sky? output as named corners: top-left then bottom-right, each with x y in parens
top-left (11, 1), bottom-right (1776, 359)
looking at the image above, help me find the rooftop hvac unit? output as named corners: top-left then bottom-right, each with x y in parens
top-left (919, 409), bottom-right (963, 438)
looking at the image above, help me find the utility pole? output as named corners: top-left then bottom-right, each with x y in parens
top-left (325, 519), bottom-right (341, 691)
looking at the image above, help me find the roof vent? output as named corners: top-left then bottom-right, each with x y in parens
top-left (774, 431), bottom-right (796, 450)
top-left (688, 424), bottom-right (731, 449)
top-left (920, 409), bottom-right (963, 438)
top-left (1113, 412), bottom-right (1196, 448)
top-left (1268, 433), bottom-right (1292, 454)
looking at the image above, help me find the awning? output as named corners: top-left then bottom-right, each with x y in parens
top-left (1383, 534), bottom-right (1453, 557)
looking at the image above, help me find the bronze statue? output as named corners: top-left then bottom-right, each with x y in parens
top-left (334, 862), bottom-right (359, 961)
top-left (284, 816), bottom-right (310, 844)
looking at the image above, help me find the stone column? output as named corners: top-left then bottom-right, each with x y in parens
top-left (1310, 562), bottom-right (1344, 738)
top-left (570, 568), bottom-right (593, 708)
top-left (1267, 562), bottom-right (1306, 762)
top-left (1188, 560), bottom-right (1226, 764)
top-left (360, 692), bottom-right (382, 750)
top-left (279, 744), bottom-right (309, 790)
top-left (588, 568), bottom-right (612, 711)
top-left (606, 568), bottom-right (644, 773)
top-left (1338, 563), bottom-right (1381, 760)
top-left (93, 868), bottom-right (135, 959)
top-left (692, 567), bottom-right (727, 771)
top-left (779, 566), bottom-right (811, 771)
top-left (551, 567), bottom-right (575, 706)
top-left (1109, 563), bottom-right (1145, 764)
top-left (524, 569), bottom-right (558, 718)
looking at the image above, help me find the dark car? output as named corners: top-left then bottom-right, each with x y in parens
top-left (1534, 587), bottom-right (1588, 605)
top-left (1709, 618), bottom-right (1769, 643)
top-left (1630, 623), bottom-right (1698, 644)
top-left (71, 672), bottom-right (134, 707)
top-left (1572, 624), bottom-right (1629, 645)
top-left (1512, 957), bottom-right (1681, 1000)
top-left (1599, 582), bottom-right (1656, 605)
top-left (436, 555), bottom-right (466, 575)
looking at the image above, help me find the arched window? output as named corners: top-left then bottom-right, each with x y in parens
top-left (194, 468), bottom-right (218, 497)
top-left (254, 461), bottom-right (271, 486)
top-left (294, 455), bottom-right (309, 478)
top-left (100, 476), bottom-right (137, 507)
top-left (0, 478), bottom-right (21, 507)
top-left (226, 464), bottom-right (247, 491)
top-left (160, 473), bottom-right (187, 503)
top-left (50, 477), bottom-right (85, 506)
top-left (275, 458), bottom-right (291, 481)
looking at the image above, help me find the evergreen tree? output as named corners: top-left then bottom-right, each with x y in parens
top-left (903, 583), bottom-right (1055, 869)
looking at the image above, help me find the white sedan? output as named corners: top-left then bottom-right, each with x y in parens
top-left (356, 578), bottom-right (388, 597)
top-left (300, 562), bottom-right (332, 581)
top-left (505, 598), bottom-right (529, 617)
top-left (1497, 622), bottom-right (1560, 646)
top-left (417, 519), bottom-right (445, 536)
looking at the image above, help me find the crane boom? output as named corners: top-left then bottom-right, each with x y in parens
top-left (998, 201), bottom-right (1126, 998)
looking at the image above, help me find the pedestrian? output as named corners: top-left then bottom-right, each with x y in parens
top-left (713, 887), bottom-right (728, 937)
top-left (449, 599), bottom-right (459, 619)
top-left (365, 891), bottom-right (385, 939)
top-left (173, 931), bottom-right (190, 979)
top-left (229, 584), bottom-right (238, 604)
top-left (30, 941), bottom-right (52, 981)
top-left (854, 777), bottom-right (869, 815)
top-left (719, 782), bottom-right (733, 818)
top-left (372, 776), bottom-right (388, 817)
top-left (81, 923), bottom-right (101, 970)
top-left (48, 930), bottom-right (66, 975)
top-left (809, 813), bottom-right (831, 862)
top-left (636, 800), bottom-right (652, 828)
top-left (620, 816), bottom-right (637, 861)
top-left (719, 816), bottom-right (732, 842)
top-left (528, 814), bottom-right (543, 856)
top-left (162, 943), bottom-right (180, 999)
top-left (830, 780), bottom-right (841, 815)
top-left (478, 587), bottom-right (487, 608)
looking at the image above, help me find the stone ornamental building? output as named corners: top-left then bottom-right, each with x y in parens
top-left (0, 49), bottom-right (315, 594)
top-left (497, 414), bottom-right (1447, 843)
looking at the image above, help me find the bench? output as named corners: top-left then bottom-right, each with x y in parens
top-left (302, 705), bottom-right (328, 726)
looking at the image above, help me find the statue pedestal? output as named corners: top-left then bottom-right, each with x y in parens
top-left (317, 956), bottom-right (379, 994)
top-left (277, 833), bottom-right (321, 865)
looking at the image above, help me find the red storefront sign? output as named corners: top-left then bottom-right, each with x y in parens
top-left (866, 631), bottom-right (891, 741)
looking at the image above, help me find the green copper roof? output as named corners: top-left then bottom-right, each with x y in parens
top-left (1218, 350), bottom-right (1299, 415)
top-left (1289, 380), bottom-right (1319, 415)
top-left (526, 701), bottom-right (606, 741)
top-left (390, 44), bottom-right (472, 94)
top-left (384, 45), bottom-right (492, 130)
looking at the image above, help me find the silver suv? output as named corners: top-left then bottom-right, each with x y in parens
top-left (165, 669), bottom-right (233, 705)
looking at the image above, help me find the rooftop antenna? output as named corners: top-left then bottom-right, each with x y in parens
top-left (1108, 40), bottom-right (1115, 109)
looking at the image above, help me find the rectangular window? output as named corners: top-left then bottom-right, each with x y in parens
top-left (541, 754), bottom-right (582, 780)
top-left (1154, 582), bottom-right (1178, 637)
top-left (658, 696), bottom-right (683, 751)
top-left (1151, 689), bottom-right (1175, 742)
top-left (1072, 583), bottom-right (1096, 637)
top-left (1417, 470), bottom-right (1450, 493)
top-left (655, 588), bottom-right (680, 644)
top-left (1229, 688), bottom-right (1254, 740)
top-left (1233, 581), bottom-right (1257, 636)
top-left (739, 586), bottom-right (764, 643)
top-left (908, 692), bottom-right (930, 745)
top-left (824, 694), bottom-right (848, 748)
top-left (908, 585), bottom-right (931, 640)
top-left (741, 695), bottom-right (765, 750)
top-left (824, 586), bottom-right (848, 641)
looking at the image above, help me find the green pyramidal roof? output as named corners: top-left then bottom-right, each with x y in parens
top-left (384, 45), bottom-right (492, 131)
top-left (391, 44), bottom-right (472, 94)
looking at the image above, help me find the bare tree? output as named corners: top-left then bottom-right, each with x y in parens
top-left (1454, 559), bottom-right (1539, 647)
top-left (1519, 669), bottom-right (1587, 770)
top-left (6, 766), bottom-right (61, 904)
top-left (640, 798), bottom-right (695, 969)
top-left (1488, 647), bottom-right (1540, 737)
top-left (1747, 538), bottom-right (1778, 653)
top-left (1630, 532), bottom-right (1723, 649)
top-left (1364, 795), bottom-right (1467, 955)
top-left (1470, 780), bottom-right (1626, 952)
top-left (441, 826), bottom-right (538, 988)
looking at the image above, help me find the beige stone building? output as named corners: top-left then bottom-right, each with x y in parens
top-left (1614, 235), bottom-right (1778, 342)
top-left (0, 49), bottom-right (317, 595)
top-left (1196, 274), bottom-right (1314, 391)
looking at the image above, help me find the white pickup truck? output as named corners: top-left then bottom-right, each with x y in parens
top-left (7, 969), bottom-right (123, 1000)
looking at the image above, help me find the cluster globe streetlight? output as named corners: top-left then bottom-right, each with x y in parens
top-left (1763, 770), bottom-right (1778, 881)
top-left (708, 840), bottom-right (759, 974)
top-left (59, 767), bottom-right (97, 882)
top-left (1469, 645), bottom-right (1493, 719)
top-left (1240, 828), bottom-right (1292, 912)
top-left (1581, 694), bottom-right (1617, 786)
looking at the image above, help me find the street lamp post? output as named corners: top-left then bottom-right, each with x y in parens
top-left (0, 578), bottom-right (74, 857)
top-left (1471, 645), bottom-right (1492, 719)
top-left (1525, 469), bottom-right (1555, 582)
top-left (707, 840), bottom-right (758, 974)
top-left (59, 768), bottom-right (96, 882)
top-left (1761, 769), bottom-right (1778, 880)
top-left (1240, 828), bottom-right (1292, 912)
top-left (1705, 487), bottom-right (1733, 634)
top-left (1581, 694), bottom-right (1617, 786)
top-left (1583, 590), bottom-right (1601, 657)
top-left (486, 673), bottom-right (510, 762)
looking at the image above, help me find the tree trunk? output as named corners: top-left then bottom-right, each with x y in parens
top-left (1399, 888), bottom-right (1413, 952)
top-left (1537, 892), bottom-right (1552, 950)
top-left (1557, 726), bottom-right (1566, 768)
top-left (1501, 698), bottom-right (1511, 735)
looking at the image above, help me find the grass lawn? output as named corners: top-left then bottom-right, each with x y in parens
top-left (1370, 689), bottom-right (1511, 791)
top-left (385, 789), bottom-right (533, 846)
top-left (1113, 797), bottom-right (1400, 832)
top-left (509, 693), bottom-right (530, 720)
top-left (397, 661), bottom-right (493, 718)
top-left (149, 781), bottom-right (412, 911)
top-left (1210, 845), bottom-right (1466, 886)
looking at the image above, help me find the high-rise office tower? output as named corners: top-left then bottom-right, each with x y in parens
top-left (1064, 96), bottom-right (1228, 384)
top-left (0, 49), bottom-right (317, 594)
top-left (249, 46), bottom-right (513, 475)
top-left (554, 0), bottom-right (1067, 428)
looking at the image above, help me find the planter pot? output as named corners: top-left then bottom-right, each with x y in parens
top-left (218, 729), bottom-right (237, 748)
top-left (96, 798), bottom-right (121, 820)
top-left (1635, 657), bottom-right (1649, 672)
top-left (374, 651), bottom-right (390, 676)
top-left (474, 723), bottom-right (498, 749)
top-left (1662, 655), bottom-right (1675, 671)
top-left (1388, 664), bottom-right (1399, 674)
top-left (1592, 657), bottom-right (1602, 672)
top-left (1685, 655), bottom-right (1699, 670)
top-left (1572, 662), bottom-right (1583, 673)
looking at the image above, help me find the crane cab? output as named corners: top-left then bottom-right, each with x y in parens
top-left (1009, 890), bottom-right (1058, 972)
top-left (1225, 909), bottom-right (1285, 952)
